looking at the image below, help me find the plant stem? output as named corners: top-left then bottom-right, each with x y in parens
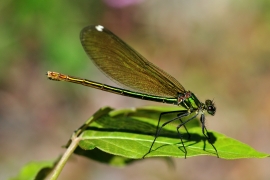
top-left (46, 134), bottom-right (81, 180)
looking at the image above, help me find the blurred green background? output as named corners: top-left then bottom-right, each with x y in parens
top-left (1, 0), bottom-right (270, 179)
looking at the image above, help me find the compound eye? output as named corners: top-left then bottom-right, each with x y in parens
top-left (207, 105), bottom-right (216, 116)
top-left (205, 99), bottom-right (216, 116)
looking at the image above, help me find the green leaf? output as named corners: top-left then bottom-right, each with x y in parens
top-left (74, 146), bottom-right (135, 167)
top-left (74, 106), bottom-right (269, 161)
top-left (10, 160), bottom-right (55, 180)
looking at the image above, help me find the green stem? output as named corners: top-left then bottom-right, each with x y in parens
top-left (47, 134), bottom-right (81, 180)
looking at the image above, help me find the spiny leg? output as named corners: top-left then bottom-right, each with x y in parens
top-left (200, 114), bottom-right (219, 158)
top-left (159, 110), bottom-right (191, 139)
top-left (178, 117), bottom-right (190, 139)
top-left (143, 110), bottom-right (190, 158)
top-left (176, 112), bottom-right (200, 158)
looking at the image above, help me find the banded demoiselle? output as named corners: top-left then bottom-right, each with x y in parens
top-left (47, 25), bottom-right (219, 158)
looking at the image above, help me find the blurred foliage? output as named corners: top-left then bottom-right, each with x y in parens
top-left (0, 0), bottom-right (104, 76)
top-left (10, 160), bottom-right (55, 180)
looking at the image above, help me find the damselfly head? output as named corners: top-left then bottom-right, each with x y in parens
top-left (205, 99), bottom-right (216, 116)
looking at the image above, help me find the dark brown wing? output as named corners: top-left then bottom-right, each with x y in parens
top-left (80, 25), bottom-right (186, 97)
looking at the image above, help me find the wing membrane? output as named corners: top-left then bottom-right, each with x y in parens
top-left (80, 25), bottom-right (186, 97)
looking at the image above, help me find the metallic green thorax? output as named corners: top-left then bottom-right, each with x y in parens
top-left (180, 92), bottom-right (202, 111)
